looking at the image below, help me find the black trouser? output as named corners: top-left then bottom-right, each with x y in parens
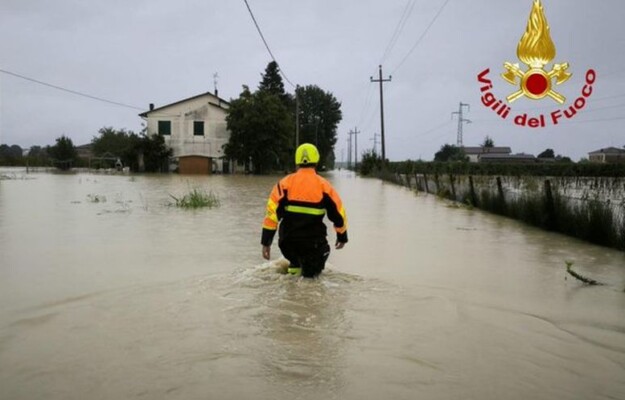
top-left (279, 239), bottom-right (330, 278)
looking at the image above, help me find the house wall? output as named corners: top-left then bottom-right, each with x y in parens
top-left (606, 154), bottom-right (625, 163)
top-left (144, 95), bottom-right (229, 171)
top-left (589, 153), bottom-right (625, 163)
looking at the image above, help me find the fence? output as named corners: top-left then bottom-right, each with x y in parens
top-left (391, 172), bottom-right (625, 251)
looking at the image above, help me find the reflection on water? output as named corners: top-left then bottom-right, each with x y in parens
top-left (1, 168), bottom-right (624, 399)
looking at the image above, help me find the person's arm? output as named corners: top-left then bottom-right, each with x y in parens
top-left (323, 182), bottom-right (348, 248)
top-left (260, 182), bottom-right (284, 259)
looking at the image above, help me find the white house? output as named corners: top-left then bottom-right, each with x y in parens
top-left (588, 147), bottom-right (625, 164)
top-left (139, 91), bottom-right (231, 174)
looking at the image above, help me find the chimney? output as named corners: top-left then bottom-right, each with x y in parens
top-left (149, 103), bottom-right (154, 111)
top-left (215, 89), bottom-right (218, 98)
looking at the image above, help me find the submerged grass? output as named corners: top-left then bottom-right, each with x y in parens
top-left (169, 188), bottom-right (220, 209)
top-left (87, 194), bottom-right (107, 203)
top-left (565, 260), bottom-right (603, 286)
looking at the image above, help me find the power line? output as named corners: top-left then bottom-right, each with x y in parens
top-left (414, 120), bottom-right (453, 139)
top-left (564, 115), bottom-right (625, 124)
top-left (242, 0), bottom-right (295, 88)
top-left (472, 115), bottom-right (625, 125)
top-left (356, 75), bottom-right (376, 127)
top-left (380, 0), bottom-right (418, 65)
top-left (0, 68), bottom-right (144, 111)
top-left (391, 0), bottom-right (451, 75)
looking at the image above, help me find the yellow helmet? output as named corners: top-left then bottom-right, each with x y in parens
top-left (295, 143), bottom-right (320, 165)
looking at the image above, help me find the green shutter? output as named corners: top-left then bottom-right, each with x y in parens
top-left (193, 121), bottom-right (204, 136)
top-left (158, 120), bottom-right (171, 135)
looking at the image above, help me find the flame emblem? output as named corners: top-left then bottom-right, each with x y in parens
top-left (501, 0), bottom-right (571, 103)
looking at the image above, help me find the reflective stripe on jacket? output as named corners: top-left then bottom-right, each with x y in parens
top-left (261, 168), bottom-right (348, 246)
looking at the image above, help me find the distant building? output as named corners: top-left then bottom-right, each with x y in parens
top-left (462, 146), bottom-right (512, 163)
top-left (139, 91), bottom-right (232, 174)
top-left (76, 143), bottom-right (94, 159)
top-left (588, 147), bottom-right (625, 164)
top-left (479, 153), bottom-right (536, 163)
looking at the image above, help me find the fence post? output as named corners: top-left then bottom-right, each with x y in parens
top-left (423, 173), bottom-right (430, 194)
top-left (449, 174), bottom-right (456, 201)
top-left (544, 179), bottom-right (556, 230)
top-left (496, 176), bottom-right (506, 214)
top-left (469, 175), bottom-right (478, 206)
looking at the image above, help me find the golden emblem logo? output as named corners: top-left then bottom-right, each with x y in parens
top-left (501, 0), bottom-right (571, 104)
top-left (476, 0), bottom-right (596, 128)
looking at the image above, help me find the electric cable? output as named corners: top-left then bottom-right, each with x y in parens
top-left (380, 0), bottom-right (418, 65)
top-left (242, 0), bottom-right (295, 88)
top-left (391, 0), bottom-right (451, 75)
top-left (0, 68), bottom-right (144, 111)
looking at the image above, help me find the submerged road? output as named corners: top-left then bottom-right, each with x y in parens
top-left (1, 168), bottom-right (624, 399)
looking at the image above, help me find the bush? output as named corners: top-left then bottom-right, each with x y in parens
top-left (169, 188), bottom-right (220, 209)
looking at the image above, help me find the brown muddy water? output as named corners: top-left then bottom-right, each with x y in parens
top-left (1, 168), bottom-right (624, 400)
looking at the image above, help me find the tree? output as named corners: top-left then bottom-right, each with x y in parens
top-left (137, 132), bottom-right (172, 172)
top-left (557, 156), bottom-right (573, 163)
top-left (482, 136), bottom-right (495, 148)
top-left (258, 61), bottom-right (287, 101)
top-left (225, 63), bottom-right (343, 172)
top-left (224, 86), bottom-right (292, 174)
top-left (538, 148), bottom-right (555, 158)
top-left (48, 135), bottom-right (77, 170)
top-left (92, 127), bottom-right (139, 168)
top-left (0, 144), bottom-right (23, 165)
top-left (360, 149), bottom-right (383, 175)
top-left (27, 146), bottom-right (51, 167)
top-left (434, 144), bottom-right (468, 162)
top-left (295, 85), bottom-right (342, 169)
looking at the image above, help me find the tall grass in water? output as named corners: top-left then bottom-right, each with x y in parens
top-left (169, 188), bottom-right (220, 209)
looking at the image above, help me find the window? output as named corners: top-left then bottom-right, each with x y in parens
top-left (158, 120), bottom-right (171, 135)
top-left (193, 121), bottom-right (205, 136)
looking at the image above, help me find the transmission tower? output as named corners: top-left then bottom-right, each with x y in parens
top-left (371, 132), bottom-right (381, 155)
top-left (451, 102), bottom-right (471, 147)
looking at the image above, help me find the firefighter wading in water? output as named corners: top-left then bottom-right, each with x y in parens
top-left (261, 143), bottom-right (348, 278)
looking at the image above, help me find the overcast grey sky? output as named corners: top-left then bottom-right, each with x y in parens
top-left (1, 0), bottom-right (624, 161)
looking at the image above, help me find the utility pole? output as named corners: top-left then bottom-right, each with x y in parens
top-left (295, 85), bottom-right (300, 148)
top-left (347, 135), bottom-right (352, 169)
top-left (451, 102), bottom-right (471, 147)
top-left (371, 132), bottom-right (381, 155)
top-left (348, 130), bottom-right (357, 170)
top-left (349, 127), bottom-right (360, 168)
top-left (370, 65), bottom-right (392, 161)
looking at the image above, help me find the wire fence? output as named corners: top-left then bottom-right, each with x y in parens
top-left (390, 171), bottom-right (625, 251)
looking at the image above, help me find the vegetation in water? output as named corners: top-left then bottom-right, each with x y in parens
top-left (565, 260), bottom-right (603, 286)
top-left (169, 188), bottom-right (220, 209)
top-left (87, 194), bottom-right (107, 203)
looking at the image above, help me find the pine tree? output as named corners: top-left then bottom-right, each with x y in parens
top-left (258, 61), bottom-right (285, 98)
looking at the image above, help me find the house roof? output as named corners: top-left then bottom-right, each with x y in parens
top-left (588, 147), bottom-right (625, 155)
top-left (138, 91), bottom-right (230, 117)
top-left (480, 153), bottom-right (535, 160)
top-left (462, 146), bottom-right (512, 155)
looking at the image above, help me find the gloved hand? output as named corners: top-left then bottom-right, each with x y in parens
top-left (262, 245), bottom-right (271, 260)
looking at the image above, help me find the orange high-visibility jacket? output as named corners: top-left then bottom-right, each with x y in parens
top-left (261, 168), bottom-right (348, 246)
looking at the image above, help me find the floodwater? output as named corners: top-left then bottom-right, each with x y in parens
top-left (1, 168), bottom-right (624, 400)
